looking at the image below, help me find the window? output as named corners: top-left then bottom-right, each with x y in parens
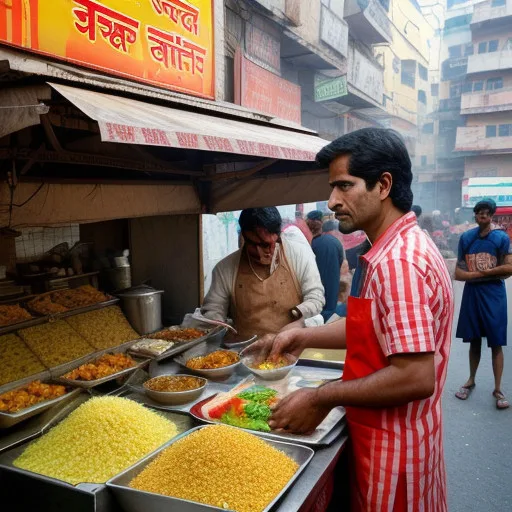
top-left (421, 156), bottom-right (427, 167)
top-left (462, 82), bottom-right (472, 93)
top-left (464, 44), bottom-right (474, 56)
top-left (478, 42), bottom-right (487, 54)
top-left (449, 45), bottom-right (462, 58)
top-left (498, 124), bottom-right (512, 137)
top-left (491, 0), bottom-right (506, 7)
top-left (401, 60), bottom-right (416, 88)
top-left (505, 38), bottom-right (512, 51)
top-left (418, 90), bottom-right (427, 104)
top-left (488, 40), bottom-right (499, 52)
top-left (473, 81), bottom-right (484, 92)
top-left (487, 77), bottom-right (503, 90)
top-left (486, 125), bottom-right (497, 137)
top-left (422, 123), bottom-right (434, 134)
top-left (418, 64), bottom-right (428, 81)
top-left (431, 83), bottom-right (439, 96)
top-left (445, 14), bottom-right (472, 30)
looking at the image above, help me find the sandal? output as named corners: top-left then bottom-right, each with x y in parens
top-left (492, 390), bottom-right (510, 410)
top-left (455, 384), bottom-right (475, 400)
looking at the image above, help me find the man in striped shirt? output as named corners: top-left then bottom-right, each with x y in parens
top-left (255, 128), bottom-right (454, 511)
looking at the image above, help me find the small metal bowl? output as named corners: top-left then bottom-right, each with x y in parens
top-left (241, 353), bottom-right (298, 381)
top-left (142, 374), bottom-right (207, 405)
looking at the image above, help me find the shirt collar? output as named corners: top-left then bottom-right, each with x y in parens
top-left (362, 211), bottom-right (418, 263)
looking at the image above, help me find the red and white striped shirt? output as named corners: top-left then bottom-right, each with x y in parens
top-left (355, 212), bottom-right (454, 511)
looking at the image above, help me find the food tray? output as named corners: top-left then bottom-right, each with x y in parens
top-left (0, 384), bottom-right (83, 429)
top-left (0, 315), bottom-right (48, 336)
top-left (106, 425), bottom-right (314, 512)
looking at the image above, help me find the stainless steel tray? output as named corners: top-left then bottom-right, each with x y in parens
top-left (53, 296), bottom-right (120, 320)
top-left (0, 315), bottom-right (48, 336)
top-left (0, 384), bottom-right (83, 429)
top-left (106, 425), bottom-right (314, 512)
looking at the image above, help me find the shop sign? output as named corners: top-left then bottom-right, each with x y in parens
top-left (236, 51), bottom-right (301, 125)
top-left (245, 20), bottom-right (281, 74)
top-left (314, 74), bottom-right (348, 102)
top-left (320, 6), bottom-right (349, 57)
top-left (348, 45), bottom-right (383, 104)
top-left (364, 0), bottom-right (392, 41)
top-left (0, 0), bottom-right (215, 99)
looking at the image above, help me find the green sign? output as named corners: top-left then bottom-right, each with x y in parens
top-left (314, 74), bottom-right (348, 102)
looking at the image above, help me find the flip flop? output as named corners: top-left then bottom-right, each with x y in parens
top-left (492, 390), bottom-right (510, 410)
top-left (455, 384), bottom-right (475, 400)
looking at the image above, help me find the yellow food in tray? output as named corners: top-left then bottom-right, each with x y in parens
top-left (18, 321), bottom-right (95, 368)
top-left (0, 381), bottom-right (67, 413)
top-left (13, 396), bottom-right (177, 485)
top-left (0, 304), bottom-right (33, 327)
top-left (129, 425), bottom-right (299, 512)
top-left (0, 333), bottom-right (46, 386)
top-left (65, 306), bottom-right (139, 350)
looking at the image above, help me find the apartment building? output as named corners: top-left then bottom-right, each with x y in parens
top-left (454, 0), bottom-right (512, 178)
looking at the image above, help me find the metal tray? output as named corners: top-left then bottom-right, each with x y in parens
top-left (0, 384), bottom-right (83, 429)
top-left (53, 353), bottom-right (150, 389)
top-left (0, 315), bottom-right (48, 336)
top-left (106, 425), bottom-right (314, 512)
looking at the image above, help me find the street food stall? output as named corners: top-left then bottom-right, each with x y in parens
top-left (0, 41), bottom-right (347, 512)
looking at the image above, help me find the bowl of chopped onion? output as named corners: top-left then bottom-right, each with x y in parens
top-left (143, 374), bottom-right (207, 405)
top-left (240, 352), bottom-right (298, 381)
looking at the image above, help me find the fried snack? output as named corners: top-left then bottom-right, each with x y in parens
top-left (144, 375), bottom-right (204, 392)
top-left (18, 321), bottom-right (95, 368)
top-left (62, 353), bottom-right (136, 381)
top-left (0, 380), bottom-right (67, 413)
top-left (28, 295), bottom-right (69, 315)
top-left (65, 306), bottom-right (139, 350)
top-left (51, 285), bottom-right (108, 309)
top-left (0, 304), bottom-right (33, 326)
top-left (0, 333), bottom-right (46, 386)
top-left (186, 350), bottom-right (239, 370)
top-left (149, 328), bottom-right (206, 343)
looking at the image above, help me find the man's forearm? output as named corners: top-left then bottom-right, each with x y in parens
top-left (296, 318), bottom-right (346, 350)
top-left (482, 264), bottom-right (512, 278)
top-left (279, 318), bottom-right (305, 332)
top-left (455, 267), bottom-right (485, 281)
top-left (316, 355), bottom-right (434, 408)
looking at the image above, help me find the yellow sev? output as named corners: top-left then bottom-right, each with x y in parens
top-left (130, 425), bottom-right (299, 512)
top-left (14, 396), bottom-right (177, 485)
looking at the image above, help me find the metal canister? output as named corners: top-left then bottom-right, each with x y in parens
top-left (116, 285), bottom-right (164, 335)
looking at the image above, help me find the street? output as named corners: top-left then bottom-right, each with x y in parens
top-left (445, 281), bottom-right (512, 512)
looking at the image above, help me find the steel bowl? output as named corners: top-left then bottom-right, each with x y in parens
top-left (240, 353), bottom-right (298, 381)
top-left (142, 374), bottom-right (207, 405)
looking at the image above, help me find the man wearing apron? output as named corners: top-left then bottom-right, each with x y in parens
top-left (259, 128), bottom-right (454, 511)
top-left (454, 198), bottom-right (512, 409)
top-left (201, 207), bottom-right (325, 338)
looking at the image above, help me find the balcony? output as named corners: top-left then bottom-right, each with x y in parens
top-left (344, 0), bottom-right (392, 45)
top-left (461, 87), bottom-right (512, 114)
top-left (455, 126), bottom-right (512, 153)
top-left (467, 51), bottom-right (512, 74)
top-left (471, 0), bottom-right (512, 29)
top-left (441, 57), bottom-right (468, 81)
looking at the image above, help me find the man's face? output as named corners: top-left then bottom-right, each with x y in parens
top-left (306, 218), bottom-right (322, 236)
top-left (243, 227), bottom-right (279, 265)
top-left (327, 154), bottom-right (383, 234)
top-left (475, 208), bottom-right (492, 229)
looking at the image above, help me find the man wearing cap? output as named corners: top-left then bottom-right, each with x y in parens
top-left (455, 198), bottom-right (512, 409)
top-left (306, 210), bottom-right (345, 322)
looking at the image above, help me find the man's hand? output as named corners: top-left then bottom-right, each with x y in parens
top-left (244, 329), bottom-right (306, 361)
top-left (268, 388), bottom-right (330, 434)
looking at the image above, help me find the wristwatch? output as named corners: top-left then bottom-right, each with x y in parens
top-left (290, 307), bottom-right (303, 320)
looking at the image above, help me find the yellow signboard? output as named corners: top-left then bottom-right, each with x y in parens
top-left (0, 0), bottom-right (214, 99)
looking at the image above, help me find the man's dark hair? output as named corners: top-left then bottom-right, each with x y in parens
top-left (316, 128), bottom-right (413, 212)
top-left (411, 205), bottom-right (422, 218)
top-left (322, 220), bottom-right (338, 232)
top-left (473, 198), bottom-right (497, 215)
top-left (239, 207), bottom-right (282, 235)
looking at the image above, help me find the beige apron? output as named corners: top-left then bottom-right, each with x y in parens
top-left (232, 245), bottom-right (302, 338)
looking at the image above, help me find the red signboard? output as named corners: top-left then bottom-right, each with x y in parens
top-left (235, 50), bottom-right (301, 125)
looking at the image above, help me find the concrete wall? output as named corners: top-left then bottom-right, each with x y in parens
top-left (464, 154), bottom-right (512, 177)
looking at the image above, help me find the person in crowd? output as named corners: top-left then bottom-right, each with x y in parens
top-left (411, 204), bottom-right (422, 219)
top-left (250, 128), bottom-right (454, 511)
top-left (455, 198), bottom-right (512, 409)
top-left (306, 211), bottom-right (345, 321)
top-left (201, 207), bottom-right (325, 338)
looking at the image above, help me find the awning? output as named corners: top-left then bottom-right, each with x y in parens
top-left (49, 83), bottom-right (328, 162)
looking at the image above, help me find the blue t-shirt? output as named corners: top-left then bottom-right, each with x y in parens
top-left (458, 227), bottom-right (512, 280)
top-left (311, 234), bottom-right (344, 320)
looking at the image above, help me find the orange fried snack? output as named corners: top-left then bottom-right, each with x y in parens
top-left (28, 295), bottom-right (69, 315)
top-left (149, 328), bottom-right (206, 342)
top-left (63, 353), bottom-right (136, 381)
top-left (0, 304), bottom-right (33, 326)
top-left (186, 350), bottom-right (239, 370)
top-left (0, 381), bottom-right (67, 413)
top-left (51, 286), bottom-right (108, 309)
